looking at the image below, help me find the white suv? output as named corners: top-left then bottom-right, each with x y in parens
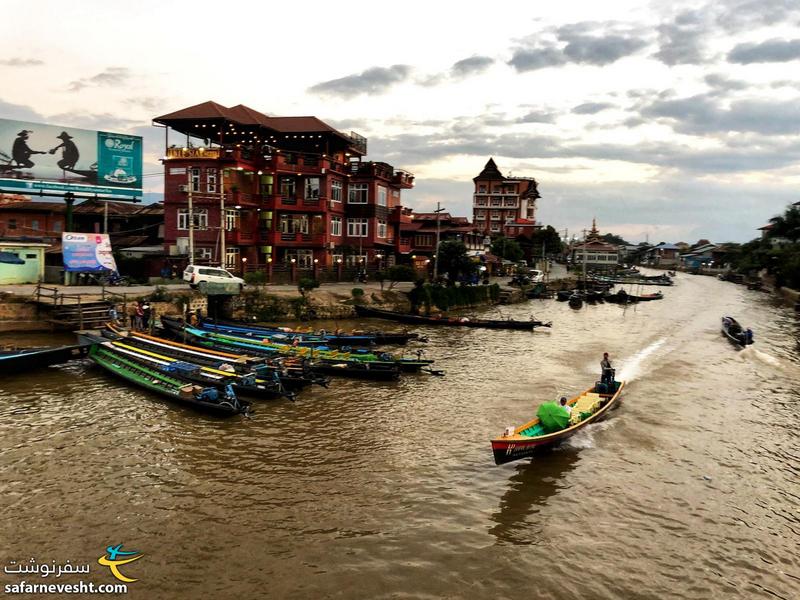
top-left (183, 265), bottom-right (245, 289)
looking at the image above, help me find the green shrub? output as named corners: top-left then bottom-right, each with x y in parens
top-left (297, 277), bottom-right (320, 296)
top-left (244, 271), bottom-right (267, 285)
top-left (387, 265), bottom-right (417, 289)
top-left (351, 287), bottom-right (365, 298)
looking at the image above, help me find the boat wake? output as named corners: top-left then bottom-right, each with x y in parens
top-left (565, 418), bottom-right (618, 449)
top-left (617, 338), bottom-right (668, 383)
top-left (743, 347), bottom-right (779, 366)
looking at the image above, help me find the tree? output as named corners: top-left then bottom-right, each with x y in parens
top-left (600, 233), bottom-right (630, 246)
top-left (768, 204), bottom-right (800, 242)
top-left (386, 265), bottom-right (416, 289)
top-left (437, 240), bottom-right (476, 283)
top-left (527, 225), bottom-right (564, 256)
top-left (297, 277), bottom-right (319, 296)
top-left (490, 236), bottom-right (524, 262)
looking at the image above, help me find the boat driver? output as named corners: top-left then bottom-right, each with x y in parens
top-left (600, 352), bottom-right (614, 385)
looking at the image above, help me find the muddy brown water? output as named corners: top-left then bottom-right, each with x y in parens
top-left (1, 272), bottom-right (799, 599)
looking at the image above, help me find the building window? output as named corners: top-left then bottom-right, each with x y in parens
top-left (178, 208), bottom-right (208, 230)
top-left (348, 183), bottom-right (368, 204)
top-left (8, 219), bottom-right (16, 230)
top-left (53, 221), bottom-right (62, 232)
top-left (347, 218), bottom-right (368, 237)
top-left (280, 177), bottom-right (296, 198)
top-left (30, 219), bottom-right (39, 230)
top-left (345, 254), bottom-right (367, 267)
top-left (478, 185), bottom-right (487, 193)
top-left (305, 177), bottom-right (320, 199)
top-left (377, 186), bottom-right (387, 207)
top-left (331, 217), bottom-right (342, 237)
top-left (475, 211), bottom-right (486, 219)
top-left (225, 209), bottom-right (239, 232)
top-left (190, 168), bottom-right (201, 192)
top-left (391, 189), bottom-right (400, 199)
top-left (225, 246), bottom-right (240, 269)
top-left (196, 247), bottom-right (212, 261)
top-left (377, 220), bottom-right (387, 238)
top-left (331, 179), bottom-right (343, 202)
top-left (332, 253), bottom-right (343, 264)
top-left (280, 215), bottom-right (309, 234)
top-left (287, 249), bottom-right (313, 268)
top-left (492, 186), bottom-right (501, 193)
top-left (207, 168), bottom-right (217, 193)
top-left (414, 234), bottom-right (434, 247)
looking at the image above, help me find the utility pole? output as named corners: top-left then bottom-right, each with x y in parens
top-left (103, 201), bottom-right (108, 234)
top-left (220, 168), bottom-right (226, 268)
top-left (433, 202), bottom-right (445, 280)
top-left (187, 167), bottom-right (195, 265)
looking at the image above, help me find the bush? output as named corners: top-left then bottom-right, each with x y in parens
top-left (148, 285), bottom-right (173, 303)
top-left (351, 287), bottom-right (365, 298)
top-left (244, 271), bottom-right (267, 285)
top-left (298, 277), bottom-right (320, 296)
top-left (387, 265), bottom-right (417, 289)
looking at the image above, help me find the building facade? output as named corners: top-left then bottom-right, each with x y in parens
top-left (571, 220), bottom-right (620, 271)
top-left (155, 101), bottom-right (414, 273)
top-left (398, 212), bottom-right (485, 270)
top-left (471, 158), bottom-right (541, 236)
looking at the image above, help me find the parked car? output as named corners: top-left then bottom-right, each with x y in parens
top-left (529, 269), bottom-right (544, 283)
top-left (183, 265), bottom-right (245, 289)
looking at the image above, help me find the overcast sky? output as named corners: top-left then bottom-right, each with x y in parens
top-left (2, 0), bottom-right (799, 243)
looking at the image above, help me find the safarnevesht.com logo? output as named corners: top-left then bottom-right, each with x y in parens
top-left (3, 545), bottom-right (142, 595)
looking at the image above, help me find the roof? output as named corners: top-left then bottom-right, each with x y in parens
top-left (0, 201), bottom-right (66, 213)
top-left (0, 241), bottom-right (50, 248)
top-left (653, 243), bottom-right (680, 250)
top-left (757, 224), bottom-right (774, 231)
top-left (508, 218), bottom-right (539, 226)
top-left (474, 158), bottom-right (504, 181)
top-left (154, 100), bottom-right (232, 122)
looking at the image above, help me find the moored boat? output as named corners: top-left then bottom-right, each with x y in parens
top-left (353, 305), bottom-right (551, 330)
top-left (192, 316), bottom-right (420, 346)
top-left (0, 343), bottom-right (90, 375)
top-left (87, 343), bottom-right (250, 415)
top-left (491, 380), bottom-right (626, 465)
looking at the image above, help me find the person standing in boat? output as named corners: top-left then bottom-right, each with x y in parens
top-left (600, 352), bottom-right (614, 385)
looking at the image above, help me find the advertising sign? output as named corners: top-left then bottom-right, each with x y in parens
top-left (0, 118), bottom-right (142, 198)
top-left (62, 232), bottom-right (117, 273)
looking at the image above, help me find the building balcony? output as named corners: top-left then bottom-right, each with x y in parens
top-left (392, 170), bottom-right (415, 189)
top-left (225, 230), bottom-right (256, 245)
top-left (226, 190), bottom-right (260, 208)
top-left (264, 231), bottom-right (326, 247)
top-left (271, 195), bottom-right (325, 211)
top-left (390, 206), bottom-right (414, 224)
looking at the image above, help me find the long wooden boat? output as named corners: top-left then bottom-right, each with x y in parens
top-left (0, 343), bottom-right (90, 374)
top-left (105, 325), bottom-right (329, 390)
top-left (83, 332), bottom-right (294, 401)
top-left (721, 316), bottom-right (754, 347)
top-left (87, 343), bottom-right (250, 415)
top-left (633, 292), bottom-right (664, 301)
top-left (191, 316), bottom-right (420, 346)
top-left (162, 317), bottom-right (436, 373)
top-left (353, 305), bottom-right (552, 330)
top-left (491, 380), bottom-right (626, 465)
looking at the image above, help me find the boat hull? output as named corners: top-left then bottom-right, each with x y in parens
top-left (354, 305), bottom-right (550, 330)
top-left (0, 344), bottom-right (90, 374)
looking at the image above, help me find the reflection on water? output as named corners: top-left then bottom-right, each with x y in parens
top-left (490, 448), bottom-right (581, 545)
top-left (1, 271), bottom-right (799, 599)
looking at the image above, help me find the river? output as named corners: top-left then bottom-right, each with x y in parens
top-left (1, 272), bottom-right (798, 599)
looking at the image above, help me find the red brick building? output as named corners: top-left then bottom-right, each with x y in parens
top-left (471, 158), bottom-right (541, 236)
top-left (154, 101), bottom-right (414, 273)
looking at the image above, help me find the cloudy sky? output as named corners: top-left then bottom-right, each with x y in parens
top-left (2, 0), bottom-right (800, 243)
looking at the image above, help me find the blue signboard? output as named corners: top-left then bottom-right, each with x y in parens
top-left (0, 118), bottom-right (142, 198)
top-left (62, 232), bottom-right (118, 273)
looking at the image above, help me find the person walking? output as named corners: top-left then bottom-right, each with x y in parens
top-left (141, 302), bottom-right (152, 332)
top-left (133, 301), bottom-right (144, 331)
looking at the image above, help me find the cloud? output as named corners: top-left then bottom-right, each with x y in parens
top-left (556, 23), bottom-right (649, 65)
top-left (572, 102), bottom-right (614, 114)
top-left (507, 45), bottom-right (566, 72)
top-left (641, 93), bottom-right (800, 135)
top-left (516, 110), bottom-right (557, 124)
top-left (48, 111), bottom-right (142, 132)
top-left (451, 55), bottom-right (495, 78)
top-left (123, 96), bottom-right (166, 112)
top-left (68, 67), bottom-right (130, 92)
top-left (308, 65), bottom-right (411, 98)
top-left (0, 58), bottom-right (44, 67)
top-left (728, 38), bottom-right (800, 64)
top-left (704, 73), bottom-right (749, 91)
top-left (653, 10), bottom-right (708, 65)
top-left (0, 99), bottom-right (44, 122)
top-left (715, 0), bottom-right (800, 32)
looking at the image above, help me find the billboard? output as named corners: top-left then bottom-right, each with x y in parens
top-left (0, 118), bottom-right (142, 198)
top-left (62, 232), bottom-right (118, 273)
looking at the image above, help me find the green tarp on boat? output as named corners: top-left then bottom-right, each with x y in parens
top-left (537, 402), bottom-right (570, 432)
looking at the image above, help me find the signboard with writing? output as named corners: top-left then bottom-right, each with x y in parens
top-left (0, 118), bottom-right (142, 198)
top-left (62, 232), bottom-right (117, 272)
